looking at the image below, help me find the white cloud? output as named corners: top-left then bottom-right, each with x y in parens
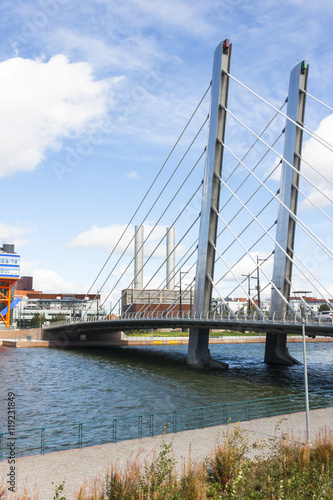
top-left (300, 114), bottom-right (333, 210)
top-left (67, 223), bottom-right (169, 258)
top-left (33, 268), bottom-right (79, 293)
top-left (49, 30), bottom-right (167, 72)
top-left (0, 223), bottom-right (34, 247)
top-left (20, 260), bottom-right (80, 293)
top-left (94, 0), bottom-right (213, 38)
top-left (0, 54), bottom-right (118, 177)
top-left (126, 170), bottom-right (139, 180)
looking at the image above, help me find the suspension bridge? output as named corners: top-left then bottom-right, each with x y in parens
top-left (44, 39), bottom-right (333, 369)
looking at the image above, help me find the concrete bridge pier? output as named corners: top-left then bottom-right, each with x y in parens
top-left (264, 332), bottom-right (300, 366)
top-left (188, 327), bottom-right (228, 369)
top-left (187, 328), bottom-right (229, 370)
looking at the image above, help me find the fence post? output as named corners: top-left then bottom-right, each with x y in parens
top-left (0, 433), bottom-right (3, 462)
top-left (323, 394), bottom-right (327, 409)
top-left (223, 404), bottom-right (228, 425)
top-left (199, 407), bottom-right (204, 429)
top-left (113, 419), bottom-right (117, 444)
top-left (41, 428), bottom-right (45, 455)
top-left (150, 414), bottom-right (154, 437)
top-left (267, 398), bottom-right (271, 418)
top-left (78, 423), bottom-right (83, 449)
top-left (246, 401), bottom-right (250, 421)
top-left (287, 395), bottom-right (291, 414)
top-left (138, 415), bottom-right (143, 439)
top-left (173, 411), bottom-right (177, 433)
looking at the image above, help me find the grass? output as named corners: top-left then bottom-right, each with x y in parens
top-left (125, 331), bottom-right (251, 337)
top-left (3, 424), bottom-right (333, 499)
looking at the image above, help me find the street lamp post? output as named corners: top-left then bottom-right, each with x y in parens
top-left (255, 254), bottom-right (272, 310)
top-left (302, 318), bottom-right (311, 443)
top-left (241, 273), bottom-right (252, 313)
top-left (96, 290), bottom-right (104, 320)
top-left (179, 270), bottom-right (190, 317)
top-left (295, 291), bottom-right (312, 442)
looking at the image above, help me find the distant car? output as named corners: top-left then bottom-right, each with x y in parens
top-left (314, 311), bottom-right (333, 322)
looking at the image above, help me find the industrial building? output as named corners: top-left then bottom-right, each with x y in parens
top-left (12, 276), bottom-right (105, 328)
top-left (121, 226), bottom-right (194, 316)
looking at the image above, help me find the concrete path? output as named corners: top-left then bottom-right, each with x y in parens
top-left (1, 407), bottom-right (332, 499)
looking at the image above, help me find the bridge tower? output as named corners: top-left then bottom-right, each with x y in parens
top-left (265, 61), bottom-right (309, 365)
top-left (187, 39), bottom-right (231, 368)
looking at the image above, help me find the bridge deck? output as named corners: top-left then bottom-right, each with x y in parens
top-left (43, 317), bottom-right (333, 338)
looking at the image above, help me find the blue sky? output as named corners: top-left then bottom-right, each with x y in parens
top-left (1, 0), bottom-right (333, 307)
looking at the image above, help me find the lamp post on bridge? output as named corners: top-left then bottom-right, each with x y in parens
top-left (179, 270), bottom-right (190, 318)
top-left (294, 290), bottom-right (312, 443)
top-left (96, 290), bottom-right (103, 320)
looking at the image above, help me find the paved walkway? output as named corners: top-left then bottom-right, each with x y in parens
top-left (1, 407), bottom-right (332, 499)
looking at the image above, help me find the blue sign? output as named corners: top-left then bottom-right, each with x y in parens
top-left (0, 254), bottom-right (20, 279)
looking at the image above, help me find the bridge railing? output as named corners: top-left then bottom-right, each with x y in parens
top-left (42, 310), bottom-right (333, 330)
top-left (1, 392), bottom-right (332, 460)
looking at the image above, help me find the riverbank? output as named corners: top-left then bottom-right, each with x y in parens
top-left (1, 407), bottom-right (332, 499)
top-left (1, 329), bottom-right (333, 347)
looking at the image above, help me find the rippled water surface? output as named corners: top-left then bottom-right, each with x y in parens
top-left (0, 342), bottom-right (332, 430)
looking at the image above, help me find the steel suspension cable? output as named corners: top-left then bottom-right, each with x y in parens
top-left (216, 162), bottom-right (280, 248)
top-left (139, 246), bottom-right (198, 316)
top-left (297, 153), bottom-right (333, 191)
top-left (130, 218), bottom-right (200, 314)
top-left (222, 142), bottom-right (333, 261)
top-left (148, 176), bottom-right (276, 315)
top-left (214, 224), bottom-right (276, 295)
top-left (227, 72), bottom-right (333, 155)
top-left (296, 184), bottom-right (333, 225)
top-left (215, 195), bottom-right (277, 272)
top-left (110, 214), bottom-right (200, 315)
top-left (211, 219), bottom-right (297, 315)
top-left (84, 126), bottom-right (207, 317)
top-left (216, 174), bottom-right (333, 309)
top-left (221, 100), bottom-right (287, 188)
top-left (222, 250), bottom-right (275, 299)
top-left (211, 240), bottom-right (286, 313)
top-left (219, 131), bottom-right (284, 215)
top-left (80, 84), bottom-right (211, 311)
top-left (225, 107), bottom-right (333, 206)
top-left (305, 91), bottom-right (333, 113)
top-left (104, 183), bottom-right (203, 313)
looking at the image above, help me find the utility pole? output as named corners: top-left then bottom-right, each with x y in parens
top-left (242, 273), bottom-right (252, 313)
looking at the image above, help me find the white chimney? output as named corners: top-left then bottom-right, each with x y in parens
top-left (134, 225), bottom-right (144, 289)
top-left (166, 227), bottom-right (175, 289)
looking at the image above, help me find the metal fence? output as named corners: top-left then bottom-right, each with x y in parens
top-left (1, 392), bottom-right (332, 461)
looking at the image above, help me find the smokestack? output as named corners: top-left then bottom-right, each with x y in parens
top-left (134, 226), bottom-right (144, 289)
top-left (166, 227), bottom-right (175, 289)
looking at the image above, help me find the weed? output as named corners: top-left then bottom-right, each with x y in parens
top-left (52, 481), bottom-right (66, 500)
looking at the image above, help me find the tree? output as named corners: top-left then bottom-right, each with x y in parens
top-left (30, 313), bottom-right (46, 328)
top-left (318, 303), bottom-right (330, 312)
top-left (50, 313), bottom-right (67, 323)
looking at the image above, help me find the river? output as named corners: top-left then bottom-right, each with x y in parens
top-left (0, 342), bottom-right (332, 454)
